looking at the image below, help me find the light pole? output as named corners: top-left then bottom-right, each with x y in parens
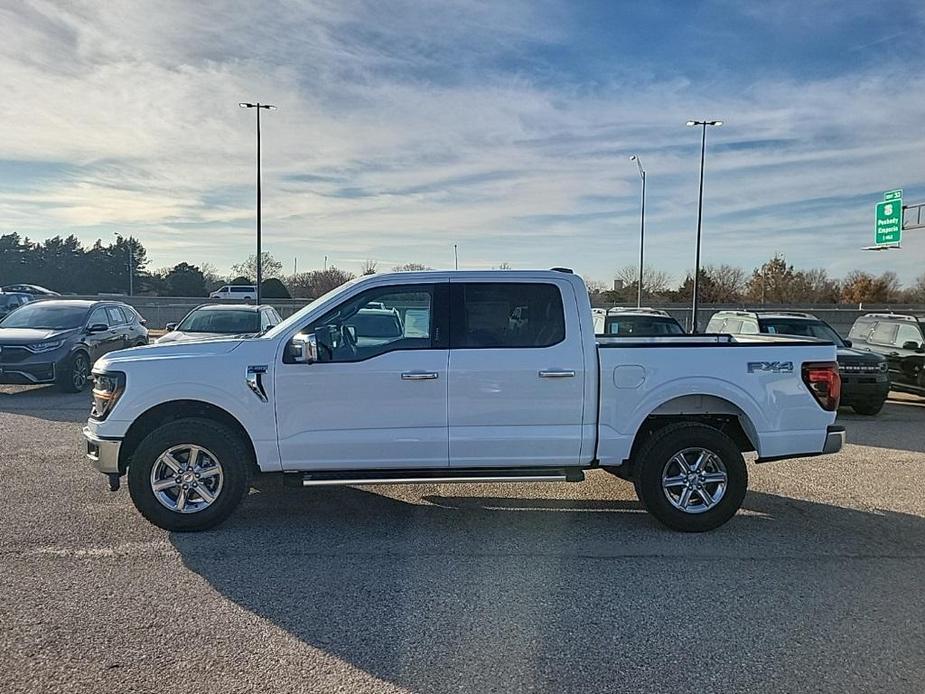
top-left (454, 243), bottom-right (458, 270)
top-left (239, 101), bottom-right (276, 305)
top-left (629, 155), bottom-right (646, 307)
top-left (685, 119), bottom-right (723, 332)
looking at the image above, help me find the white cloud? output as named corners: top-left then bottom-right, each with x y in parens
top-left (0, 1), bottom-right (923, 283)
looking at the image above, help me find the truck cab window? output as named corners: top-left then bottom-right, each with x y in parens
top-left (307, 285), bottom-right (438, 362)
top-left (452, 282), bottom-right (564, 348)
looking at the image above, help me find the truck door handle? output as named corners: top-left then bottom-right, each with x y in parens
top-left (539, 370), bottom-right (576, 378)
top-left (401, 371), bottom-right (439, 380)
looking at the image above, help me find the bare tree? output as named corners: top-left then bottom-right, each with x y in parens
top-left (287, 266), bottom-right (356, 299)
top-left (840, 270), bottom-right (902, 304)
top-left (231, 252), bottom-right (283, 281)
top-left (361, 259), bottom-right (378, 276)
top-left (703, 264), bottom-right (746, 303)
top-left (614, 264), bottom-right (672, 297)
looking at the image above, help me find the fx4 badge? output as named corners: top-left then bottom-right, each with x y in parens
top-left (748, 361), bottom-right (793, 374)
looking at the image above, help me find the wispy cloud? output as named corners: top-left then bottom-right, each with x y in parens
top-left (0, 0), bottom-right (923, 282)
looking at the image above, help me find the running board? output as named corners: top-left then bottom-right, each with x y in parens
top-left (283, 467), bottom-right (585, 487)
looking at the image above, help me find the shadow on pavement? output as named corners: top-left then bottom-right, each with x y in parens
top-left (0, 385), bottom-right (90, 423)
top-left (171, 480), bottom-right (925, 693)
top-left (838, 395), bottom-right (925, 453)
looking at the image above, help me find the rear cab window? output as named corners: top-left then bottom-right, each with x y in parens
top-left (451, 282), bottom-right (565, 348)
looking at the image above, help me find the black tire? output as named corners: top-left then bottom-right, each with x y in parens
top-left (127, 418), bottom-right (252, 532)
top-left (56, 350), bottom-right (91, 392)
top-left (634, 422), bottom-right (747, 532)
top-left (852, 399), bottom-right (885, 416)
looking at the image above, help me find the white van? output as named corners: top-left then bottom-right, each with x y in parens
top-left (209, 285), bottom-right (257, 301)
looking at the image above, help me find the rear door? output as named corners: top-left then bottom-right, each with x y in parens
top-left (447, 280), bottom-right (585, 467)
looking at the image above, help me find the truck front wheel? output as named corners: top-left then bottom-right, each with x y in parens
top-left (127, 418), bottom-right (252, 532)
top-left (634, 422), bottom-right (747, 532)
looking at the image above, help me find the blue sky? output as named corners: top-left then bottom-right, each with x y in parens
top-left (1, 0), bottom-right (923, 284)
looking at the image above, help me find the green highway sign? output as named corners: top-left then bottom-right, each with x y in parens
top-left (875, 198), bottom-right (902, 245)
top-left (884, 189), bottom-right (903, 202)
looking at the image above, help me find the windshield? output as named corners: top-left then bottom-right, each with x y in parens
top-left (1, 295), bottom-right (22, 308)
top-left (177, 309), bottom-right (260, 333)
top-left (603, 315), bottom-right (685, 336)
top-left (759, 318), bottom-right (845, 346)
top-left (0, 303), bottom-right (87, 329)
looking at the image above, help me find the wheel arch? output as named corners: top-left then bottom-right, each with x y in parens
top-left (610, 395), bottom-right (758, 481)
top-left (118, 400), bottom-right (257, 475)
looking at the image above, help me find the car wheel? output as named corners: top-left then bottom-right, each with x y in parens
top-left (56, 351), bottom-right (90, 392)
top-left (127, 418), bottom-right (252, 532)
top-left (634, 422), bottom-right (747, 532)
top-left (852, 399), bottom-right (885, 416)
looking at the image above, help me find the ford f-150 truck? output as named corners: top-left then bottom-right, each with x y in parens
top-left (83, 270), bottom-right (844, 532)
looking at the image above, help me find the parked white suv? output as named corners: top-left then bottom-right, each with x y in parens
top-left (209, 285), bottom-right (257, 301)
top-left (83, 270), bottom-right (844, 533)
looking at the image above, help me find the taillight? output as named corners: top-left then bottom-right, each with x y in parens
top-left (802, 361), bottom-right (841, 411)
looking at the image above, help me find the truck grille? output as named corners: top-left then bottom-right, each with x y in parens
top-left (839, 362), bottom-right (886, 374)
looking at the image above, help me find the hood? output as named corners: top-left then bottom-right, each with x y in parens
top-left (97, 338), bottom-right (244, 370)
top-left (837, 346), bottom-right (886, 363)
top-left (0, 327), bottom-right (78, 345)
top-left (156, 330), bottom-right (257, 344)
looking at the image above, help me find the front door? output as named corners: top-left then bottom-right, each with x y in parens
top-left (274, 282), bottom-right (450, 470)
top-left (447, 280), bottom-right (585, 468)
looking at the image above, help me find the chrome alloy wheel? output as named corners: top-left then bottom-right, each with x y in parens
top-left (661, 447), bottom-right (728, 514)
top-left (150, 444), bottom-right (224, 514)
top-left (72, 354), bottom-right (90, 390)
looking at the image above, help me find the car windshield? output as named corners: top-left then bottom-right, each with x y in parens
top-left (0, 304), bottom-right (87, 329)
top-left (604, 315), bottom-right (685, 336)
top-left (760, 319), bottom-right (846, 346)
top-left (349, 312), bottom-right (403, 337)
top-left (177, 309), bottom-right (260, 333)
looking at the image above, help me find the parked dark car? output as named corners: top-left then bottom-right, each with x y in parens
top-left (707, 310), bottom-right (890, 415)
top-left (848, 313), bottom-right (925, 398)
top-left (1, 283), bottom-right (60, 296)
top-left (0, 300), bottom-right (148, 391)
top-left (156, 304), bottom-right (282, 344)
top-left (0, 292), bottom-right (33, 320)
top-left (592, 307), bottom-right (685, 336)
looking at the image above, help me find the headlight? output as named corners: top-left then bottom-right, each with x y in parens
top-left (25, 338), bottom-right (65, 353)
top-left (879, 361), bottom-right (889, 372)
top-left (90, 371), bottom-right (126, 421)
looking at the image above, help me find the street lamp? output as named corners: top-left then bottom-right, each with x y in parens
top-left (685, 119), bottom-right (723, 332)
top-left (239, 101), bottom-right (277, 305)
top-left (629, 155), bottom-right (646, 308)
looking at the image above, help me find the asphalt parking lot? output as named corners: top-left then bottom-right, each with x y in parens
top-left (1, 386), bottom-right (923, 694)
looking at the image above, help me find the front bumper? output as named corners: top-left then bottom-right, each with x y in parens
top-left (839, 375), bottom-right (890, 404)
top-left (83, 427), bottom-right (122, 474)
top-left (0, 361), bottom-right (56, 384)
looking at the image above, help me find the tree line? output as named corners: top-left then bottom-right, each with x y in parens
top-left (1, 233), bottom-right (923, 304)
top-left (596, 254), bottom-right (925, 306)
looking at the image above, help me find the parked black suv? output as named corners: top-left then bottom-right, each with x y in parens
top-left (848, 313), bottom-right (925, 398)
top-left (707, 310), bottom-right (890, 415)
top-left (0, 300), bottom-right (148, 391)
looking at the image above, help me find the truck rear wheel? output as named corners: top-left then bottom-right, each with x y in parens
top-left (127, 418), bottom-right (252, 532)
top-left (634, 422), bottom-right (747, 532)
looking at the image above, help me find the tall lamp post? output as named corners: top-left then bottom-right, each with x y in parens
top-left (239, 101), bottom-right (276, 305)
top-left (685, 119), bottom-right (723, 332)
top-left (629, 155), bottom-right (646, 308)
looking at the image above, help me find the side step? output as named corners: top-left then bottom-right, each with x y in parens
top-left (283, 467), bottom-right (585, 488)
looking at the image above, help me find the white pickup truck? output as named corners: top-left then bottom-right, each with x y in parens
top-left (83, 270), bottom-right (844, 532)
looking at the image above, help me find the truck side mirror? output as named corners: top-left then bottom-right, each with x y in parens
top-left (165, 322), bottom-right (177, 332)
top-left (843, 339), bottom-right (852, 347)
top-left (289, 333), bottom-right (319, 364)
top-left (902, 340), bottom-right (923, 352)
